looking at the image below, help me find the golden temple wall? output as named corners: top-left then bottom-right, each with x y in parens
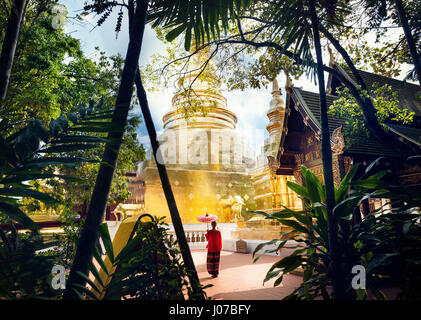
top-left (137, 72), bottom-right (304, 229)
top-left (144, 166), bottom-right (255, 224)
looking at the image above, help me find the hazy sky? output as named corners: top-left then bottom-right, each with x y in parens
top-left (61, 1), bottom-right (324, 155)
top-left (61, 1), bottom-right (411, 156)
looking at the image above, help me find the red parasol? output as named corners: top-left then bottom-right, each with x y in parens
top-left (197, 213), bottom-right (217, 229)
top-left (197, 213), bottom-right (217, 222)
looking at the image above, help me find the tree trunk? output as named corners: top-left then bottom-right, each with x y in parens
top-left (0, 0), bottom-right (26, 101)
top-left (308, 0), bottom-right (347, 300)
top-left (361, 198), bottom-right (370, 217)
top-left (352, 206), bottom-right (362, 225)
top-left (134, 69), bottom-right (204, 298)
top-left (63, 0), bottom-right (149, 300)
top-left (395, 0), bottom-right (421, 87)
top-left (127, 0), bottom-right (203, 298)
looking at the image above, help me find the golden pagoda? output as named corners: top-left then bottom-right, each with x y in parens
top-left (142, 46), bottom-right (255, 223)
top-left (132, 46), bottom-right (302, 230)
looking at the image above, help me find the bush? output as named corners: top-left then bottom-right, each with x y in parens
top-left (75, 215), bottom-right (210, 300)
top-left (251, 158), bottom-right (421, 300)
top-left (0, 226), bottom-right (60, 299)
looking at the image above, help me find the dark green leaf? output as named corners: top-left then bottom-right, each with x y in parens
top-left (0, 202), bottom-right (38, 231)
top-left (0, 188), bottom-right (59, 203)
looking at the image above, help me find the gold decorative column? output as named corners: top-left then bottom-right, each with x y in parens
top-left (268, 155), bottom-right (280, 211)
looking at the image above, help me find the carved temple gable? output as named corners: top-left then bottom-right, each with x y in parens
top-left (331, 126), bottom-right (345, 154)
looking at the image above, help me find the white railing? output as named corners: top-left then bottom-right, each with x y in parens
top-left (167, 230), bottom-right (207, 243)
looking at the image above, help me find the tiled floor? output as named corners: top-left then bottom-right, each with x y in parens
top-left (191, 249), bottom-right (302, 300)
top-left (107, 222), bottom-right (302, 300)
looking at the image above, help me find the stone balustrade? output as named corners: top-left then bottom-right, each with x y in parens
top-left (167, 230), bottom-right (207, 243)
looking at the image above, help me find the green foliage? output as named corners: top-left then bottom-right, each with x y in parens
top-left (37, 206), bottom-right (85, 268)
top-left (0, 225), bottom-right (59, 299)
top-left (0, 98), bottom-right (116, 231)
top-left (352, 210), bottom-right (421, 300)
top-left (74, 216), bottom-right (210, 300)
top-left (0, 5), bottom-right (126, 134)
top-left (144, 1), bottom-right (309, 93)
top-left (1, 2), bottom-right (144, 210)
top-left (226, 49), bottom-right (304, 90)
top-left (329, 84), bottom-right (415, 147)
top-left (340, 26), bottom-right (410, 78)
top-left (53, 113), bottom-right (145, 208)
top-left (148, 0), bottom-right (353, 82)
top-left (362, 0), bottom-right (421, 80)
top-left (148, 0), bottom-right (253, 51)
top-left (251, 158), bottom-right (421, 300)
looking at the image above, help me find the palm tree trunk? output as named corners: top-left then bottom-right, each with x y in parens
top-left (308, 0), bottom-right (347, 300)
top-left (126, 0), bottom-right (203, 298)
top-left (395, 0), bottom-right (421, 87)
top-left (134, 70), bottom-right (203, 298)
top-left (0, 0), bottom-right (26, 101)
top-left (62, 0), bottom-right (149, 300)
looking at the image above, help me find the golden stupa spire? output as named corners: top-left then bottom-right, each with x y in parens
top-left (327, 44), bottom-right (336, 68)
top-left (283, 68), bottom-right (294, 91)
top-left (266, 76), bottom-right (286, 157)
top-left (163, 44), bottom-right (237, 130)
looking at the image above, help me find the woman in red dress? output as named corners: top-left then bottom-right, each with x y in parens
top-left (205, 221), bottom-right (222, 278)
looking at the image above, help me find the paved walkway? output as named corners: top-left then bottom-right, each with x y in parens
top-left (191, 249), bottom-right (302, 300)
top-left (107, 222), bottom-right (302, 300)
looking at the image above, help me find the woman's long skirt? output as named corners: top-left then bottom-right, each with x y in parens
top-left (207, 251), bottom-right (221, 276)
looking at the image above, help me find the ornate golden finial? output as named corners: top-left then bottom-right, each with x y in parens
top-left (272, 77), bottom-right (279, 92)
top-left (271, 77), bottom-right (281, 96)
top-left (283, 68), bottom-right (293, 91)
top-left (269, 76), bottom-right (285, 110)
top-left (327, 44), bottom-right (335, 68)
top-left (326, 45), bottom-right (336, 94)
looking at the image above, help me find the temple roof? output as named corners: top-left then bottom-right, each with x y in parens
top-left (288, 87), bottom-right (402, 158)
top-left (331, 63), bottom-right (421, 116)
top-left (290, 88), bottom-right (341, 136)
top-left (386, 123), bottom-right (421, 146)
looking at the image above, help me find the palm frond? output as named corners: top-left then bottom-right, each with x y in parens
top-left (0, 98), bottom-right (118, 232)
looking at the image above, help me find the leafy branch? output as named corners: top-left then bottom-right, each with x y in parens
top-left (0, 98), bottom-right (118, 231)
